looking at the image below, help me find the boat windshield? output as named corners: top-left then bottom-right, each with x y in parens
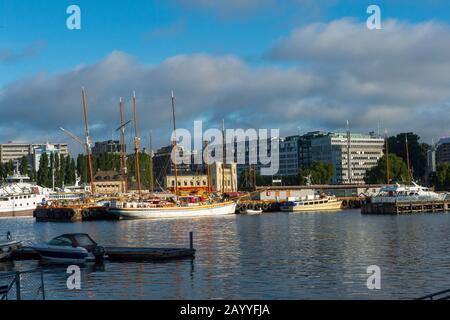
top-left (48, 237), bottom-right (73, 247)
top-left (74, 234), bottom-right (95, 247)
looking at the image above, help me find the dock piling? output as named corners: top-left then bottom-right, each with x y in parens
top-left (189, 231), bottom-right (194, 250)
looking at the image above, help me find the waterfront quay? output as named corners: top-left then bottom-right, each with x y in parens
top-left (362, 200), bottom-right (450, 214)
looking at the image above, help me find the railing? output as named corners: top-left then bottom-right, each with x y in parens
top-left (0, 269), bottom-right (45, 300)
top-left (417, 289), bottom-right (450, 300)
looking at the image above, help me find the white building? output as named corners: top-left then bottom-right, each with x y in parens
top-left (31, 143), bottom-right (69, 171)
top-left (311, 133), bottom-right (384, 184)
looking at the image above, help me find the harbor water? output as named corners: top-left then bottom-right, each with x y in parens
top-left (2, 209), bottom-right (450, 300)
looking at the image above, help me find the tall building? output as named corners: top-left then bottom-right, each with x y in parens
top-left (0, 143), bottom-right (69, 170)
top-left (278, 131), bottom-right (328, 176)
top-left (92, 140), bottom-right (125, 155)
top-left (436, 137), bottom-right (450, 164)
top-left (311, 132), bottom-right (384, 184)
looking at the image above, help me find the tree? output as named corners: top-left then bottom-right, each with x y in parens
top-left (364, 154), bottom-right (409, 184)
top-left (388, 133), bottom-right (429, 181)
top-left (298, 161), bottom-right (334, 185)
top-left (19, 156), bottom-right (29, 176)
top-left (436, 163), bottom-right (450, 190)
top-left (37, 153), bottom-right (50, 187)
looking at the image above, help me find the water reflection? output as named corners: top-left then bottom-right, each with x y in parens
top-left (1, 211), bottom-right (450, 299)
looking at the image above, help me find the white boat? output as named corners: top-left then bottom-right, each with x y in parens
top-left (0, 232), bottom-right (22, 261)
top-left (0, 173), bottom-right (48, 218)
top-left (280, 195), bottom-right (342, 212)
top-left (32, 233), bottom-right (106, 265)
top-left (109, 200), bottom-right (237, 220)
top-left (241, 209), bottom-right (263, 215)
top-left (370, 183), bottom-right (446, 204)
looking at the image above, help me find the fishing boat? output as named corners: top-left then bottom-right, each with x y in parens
top-left (280, 195), bottom-right (342, 212)
top-left (32, 233), bottom-right (106, 264)
top-left (0, 232), bottom-right (22, 261)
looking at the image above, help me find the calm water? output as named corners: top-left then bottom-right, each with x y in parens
top-left (1, 210), bottom-right (450, 300)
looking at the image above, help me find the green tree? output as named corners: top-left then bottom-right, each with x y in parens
top-left (298, 161), bottom-right (334, 185)
top-left (37, 153), bottom-right (50, 187)
top-left (436, 163), bottom-right (450, 190)
top-left (19, 156), bottom-right (29, 176)
top-left (364, 154), bottom-right (409, 184)
top-left (388, 132), bottom-right (429, 181)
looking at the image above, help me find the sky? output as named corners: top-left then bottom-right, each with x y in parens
top-left (1, 0), bottom-right (450, 155)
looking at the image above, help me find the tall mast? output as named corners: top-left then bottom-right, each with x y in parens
top-left (133, 91), bottom-right (142, 197)
top-left (205, 140), bottom-right (212, 194)
top-left (171, 91), bottom-right (179, 196)
top-left (405, 134), bottom-right (412, 185)
top-left (222, 119), bottom-right (226, 193)
top-left (81, 87), bottom-right (95, 194)
top-left (149, 131), bottom-right (154, 195)
top-left (346, 120), bottom-right (352, 184)
top-left (119, 97), bottom-right (127, 192)
top-left (385, 129), bottom-right (390, 184)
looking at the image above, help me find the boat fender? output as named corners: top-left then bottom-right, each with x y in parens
top-left (262, 203), bottom-right (269, 211)
top-left (7, 231), bottom-right (12, 241)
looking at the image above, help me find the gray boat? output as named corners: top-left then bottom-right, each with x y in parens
top-left (0, 232), bottom-right (22, 261)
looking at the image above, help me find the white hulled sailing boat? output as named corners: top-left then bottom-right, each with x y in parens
top-left (108, 91), bottom-right (236, 219)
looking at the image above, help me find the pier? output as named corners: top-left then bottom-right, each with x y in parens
top-left (34, 205), bottom-right (117, 222)
top-left (362, 200), bottom-right (450, 214)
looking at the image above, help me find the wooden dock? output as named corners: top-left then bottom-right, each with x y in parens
top-left (362, 200), bottom-right (450, 214)
top-left (11, 232), bottom-right (195, 262)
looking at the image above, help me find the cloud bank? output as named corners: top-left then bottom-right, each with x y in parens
top-left (1, 18), bottom-right (450, 154)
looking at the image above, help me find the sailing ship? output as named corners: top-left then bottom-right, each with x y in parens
top-left (109, 91), bottom-right (237, 219)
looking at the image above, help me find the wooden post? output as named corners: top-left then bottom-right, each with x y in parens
top-left (189, 231), bottom-right (194, 249)
top-left (15, 272), bottom-right (21, 300)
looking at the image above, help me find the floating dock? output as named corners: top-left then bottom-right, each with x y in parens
top-left (11, 232), bottom-right (195, 262)
top-left (362, 200), bottom-right (450, 214)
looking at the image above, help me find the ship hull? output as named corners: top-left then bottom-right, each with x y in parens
top-left (109, 201), bottom-right (237, 220)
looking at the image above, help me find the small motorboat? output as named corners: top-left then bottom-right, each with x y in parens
top-left (241, 208), bottom-right (263, 215)
top-left (32, 233), bottom-right (106, 265)
top-left (0, 232), bottom-right (22, 261)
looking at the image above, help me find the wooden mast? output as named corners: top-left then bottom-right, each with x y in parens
top-left (385, 129), bottom-right (390, 184)
top-left (119, 97), bottom-right (127, 193)
top-left (133, 91), bottom-right (142, 197)
top-left (149, 131), bottom-right (154, 195)
top-left (222, 119), bottom-right (226, 193)
top-left (205, 140), bottom-right (212, 194)
top-left (405, 134), bottom-right (412, 185)
top-left (171, 91), bottom-right (179, 196)
top-left (81, 87), bottom-right (95, 194)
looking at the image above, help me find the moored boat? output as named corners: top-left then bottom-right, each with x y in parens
top-left (369, 183), bottom-right (446, 204)
top-left (280, 195), bottom-right (342, 212)
top-left (109, 199), bottom-right (236, 220)
top-left (0, 232), bottom-right (22, 261)
top-left (32, 233), bottom-right (106, 264)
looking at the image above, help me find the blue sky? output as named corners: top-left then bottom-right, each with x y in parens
top-left (2, 0), bottom-right (449, 85)
top-left (1, 0), bottom-right (450, 153)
